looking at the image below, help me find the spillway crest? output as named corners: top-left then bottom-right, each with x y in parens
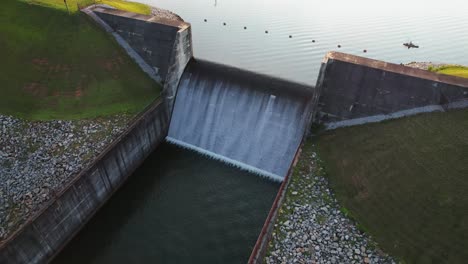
top-left (167, 60), bottom-right (313, 181)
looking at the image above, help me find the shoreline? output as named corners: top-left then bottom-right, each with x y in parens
top-left (405, 61), bottom-right (447, 70)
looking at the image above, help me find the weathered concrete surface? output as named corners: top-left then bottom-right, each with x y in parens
top-left (162, 20), bottom-right (193, 115)
top-left (89, 5), bottom-right (193, 114)
top-left (82, 5), bottom-right (161, 83)
top-left (84, 5), bottom-right (192, 115)
top-left (0, 99), bottom-right (170, 264)
top-left (0, 114), bottom-right (130, 243)
top-left (314, 52), bottom-right (468, 125)
top-left (92, 6), bottom-right (190, 83)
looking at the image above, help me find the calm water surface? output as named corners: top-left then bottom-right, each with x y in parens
top-left (53, 143), bottom-right (279, 263)
top-left (141, 0), bottom-right (468, 85)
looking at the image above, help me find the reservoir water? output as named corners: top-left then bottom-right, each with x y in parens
top-left (53, 143), bottom-right (279, 263)
top-left (141, 0), bottom-right (468, 85)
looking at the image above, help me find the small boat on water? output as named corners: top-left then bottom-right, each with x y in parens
top-left (403, 41), bottom-right (419, 49)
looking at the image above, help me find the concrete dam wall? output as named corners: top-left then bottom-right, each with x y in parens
top-left (89, 6), bottom-right (193, 113)
top-left (93, 6), bottom-right (184, 83)
top-left (10, 3), bottom-right (468, 263)
top-left (315, 52), bottom-right (468, 128)
top-left (0, 99), bottom-right (170, 264)
top-left (167, 60), bottom-right (314, 181)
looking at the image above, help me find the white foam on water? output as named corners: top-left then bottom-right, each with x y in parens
top-left (167, 62), bottom-right (312, 181)
top-left (166, 137), bottom-right (284, 182)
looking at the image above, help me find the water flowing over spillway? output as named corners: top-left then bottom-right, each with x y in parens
top-left (167, 60), bottom-right (313, 181)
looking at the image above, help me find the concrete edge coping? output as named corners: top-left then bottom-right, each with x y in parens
top-left (323, 99), bottom-right (468, 130)
top-left (90, 6), bottom-right (190, 30)
top-left (0, 97), bottom-right (165, 249)
top-left (324, 51), bottom-right (468, 88)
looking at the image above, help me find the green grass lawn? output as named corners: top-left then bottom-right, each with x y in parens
top-left (316, 109), bottom-right (468, 263)
top-left (25, 0), bottom-right (151, 14)
top-left (429, 65), bottom-right (468, 78)
top-left (0, 0), bottom-right (159, 120)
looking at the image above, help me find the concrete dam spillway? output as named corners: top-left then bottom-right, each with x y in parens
top-left (0, 7), bottom-right (316, 263)
top-left (167, 59), bottom-right (314, 181)
top-left (4, 5), bottom-right (468, 264)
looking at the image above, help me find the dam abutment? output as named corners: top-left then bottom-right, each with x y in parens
top-left (315, 52), bottom-right (468, 129)
top-left (88, 5), bottom-right (193, 113)
top-left (0, 6), bottom-right (192, 264)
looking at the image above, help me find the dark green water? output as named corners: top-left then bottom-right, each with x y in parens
top-left (53, 143), bottom-right (279, 264)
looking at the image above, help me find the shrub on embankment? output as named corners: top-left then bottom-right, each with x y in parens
top-left (428, 65), bottom-right (468, 79)
top-left (316, 108), bottom-right (468, 263)
top-left (0, 0), bottom-right (159, 120)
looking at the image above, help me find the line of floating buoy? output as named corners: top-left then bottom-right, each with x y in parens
top-left (202, 19), bottom-right (371, 53)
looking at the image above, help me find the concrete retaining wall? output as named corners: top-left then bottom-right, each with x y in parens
top-left (0, 7), bottom-right (193, 264)
top-left (314, 52), bottom-right (468, 126)
top-left (93, 6), bottom-right (191, 83)
top-left (90, 5), bottom-right (193, 114)
top-left (0, 99), bottom-right (170, 264)
top-left (162, 21), bottom-right (193, 114)
top-left (248, 144), bottom-right (304, 264)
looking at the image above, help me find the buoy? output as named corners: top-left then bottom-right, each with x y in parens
top-left (244, 26), bottom-right (247, 30)
top-left (204, 19), bottom-right (207, 22)
top-left (312, 40), bottom-right (315, 43)
top-left (337, 44), bottom-right (341, 48)
top-left (363, 49), bottom-right (367, 53)
top-left (265, 30), bottom-right (269, 34)
top-left (223, 22), bottom-right (226, 26)
top-left (289, 35), bottom-right (292, 38)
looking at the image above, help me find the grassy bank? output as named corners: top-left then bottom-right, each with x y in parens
top-left (316, 109), bottom-right (468, 263)
top-left (25, 0), bottom-right (151, 14)
top-left (0, 0), bottom-right (159, 120)
top-left (428, 65), bottom-right (468, 78)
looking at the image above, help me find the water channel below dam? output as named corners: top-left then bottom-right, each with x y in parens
top-left (52, 143), bottom-right (279, 263)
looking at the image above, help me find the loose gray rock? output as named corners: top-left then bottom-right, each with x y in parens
top-left (0, 114), bottom-right (130, 242)
top-left (265, 148), bottom-right (395, 264)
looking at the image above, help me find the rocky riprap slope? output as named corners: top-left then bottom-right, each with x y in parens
top-left (265, 145), bottom-right (395, 264)
top-left (0, 114), bottom-right (130, 242)
top-left (405, 62), bottom-right (446, 70)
